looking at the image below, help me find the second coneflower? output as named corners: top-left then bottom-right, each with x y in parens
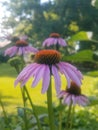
top-left (42, 33), bottom-right (67, 47)
top-left (58, 81), bottom-right (89, 106)
top-left (5, 39), bottom-right (38, 57)
top-left (15, 50), bottom-right (83, 94)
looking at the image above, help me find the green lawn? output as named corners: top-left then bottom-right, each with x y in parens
top-left (0, 63), bottom-right (98, 130)
top-left (0, 63), bottom-right (98, 114)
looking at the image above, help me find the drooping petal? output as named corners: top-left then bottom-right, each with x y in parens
top-left (63, 94), bottom-right (72, 105)
top-left (57, 63), bottom-right (71, 88)
top-left (79, 95), bottom-right (89, 106)
top-left (18, 47), bottom-right (23, 55)
top-left (61, 62), bottom-right (82, 86)
top-left (52, 65), bottom-right (61, 93)
top-left (42, 38), bottom-right (54, 46)
top-left (20, 64), bottom-right (39, 87)
top-left (32, 65), bottom-right (46, 87)
top-left (48, 38), bottom-right (55, 46)
top-left (14, 63), bottom-right (39, 86)
top-left (58, 38), bottom-right (67, 46)
top-left (26, 46), bottom-right (38, 53)
top-left (64, 62), bottom-right (83, 79)
top-left (41, 65), bottom-right (50, 93)
top-left (53, 38), bottom-right (58, 45)
top-left (72, 95), bottom-right (76, 105)
top-left (4, 46), bottom-right (17, 57)
top-left (42, 38), bottom-right (48, 46)
top-left (66, 68), bottom-right (81, 86)
top-left (57, 91), bottom-right (66, 98)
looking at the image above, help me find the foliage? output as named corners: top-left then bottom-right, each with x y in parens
top-left (68, 31), bottom-right (90, 42)
top-left (63, 50), bottom-right (94, 62)
top-left (1, 0), bottom-right (98, 49)
top-left (0, 53), bottom-right (9, 63)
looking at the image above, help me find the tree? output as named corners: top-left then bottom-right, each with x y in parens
top-left (1, 0), bottom-right (98, 50)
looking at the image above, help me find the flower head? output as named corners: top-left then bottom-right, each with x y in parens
top-left (58, 81), bottom-right (89, 106)
top-left (42, 33), bottom-right (67, 47)
top-left (4, 39), bottom-right (38, 57)
top-left (15, 50), bottom-right (83, 94)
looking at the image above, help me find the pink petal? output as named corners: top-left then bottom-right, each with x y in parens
top-left (18, 47), bottom-right (23, 55)
top-left (26, 46), bottom-right (38, 53)
top-left (5, 46), bottom-right (17, 57)
top-left (72, 95), bottom-right (76, 105)
top-left (61, 62), bottom-right (81, 86)
top-left (41, 65), bottom-right (50, 93)
top-left (14, 63), bottom-right (38, 86)
top-left (64, 62), bottom-right (83, 79)
top-left (58, 38), bottom-right (67, 46)
top-left (64, 94), bottom-right (72, 105)
top-left (52, 65), bottom-right (61, 93)
top-left (57, 63), bottom-right (71, 88)
top-left (32, 65), bottom-right (46, 87)
top-left (58, 91), bottom-right (66, 98)
top-left (53, 38), bottom-right (58, 45)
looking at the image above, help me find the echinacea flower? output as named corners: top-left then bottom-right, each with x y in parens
top-left (4, 40), bottom-right (38, 57)
top-left (58, 81), bottom-right (89, 106)
top-left (15, 50), bottom-right (83, 94)
top-left (42, 33), bottom-right (67, 48)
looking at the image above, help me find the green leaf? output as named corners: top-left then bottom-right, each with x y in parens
top-left (14, 126), bottom-right (22, 130)
top-left (68, 31), bottom-right (91, 42)
top-left (88, 96), bottom-right (98, 106)
top-left (94, 0), bottom-right (98, 8)
top-left (63, 50), bottom-right (94, 62)
top-left (87, 71), bottom-right (98, 77)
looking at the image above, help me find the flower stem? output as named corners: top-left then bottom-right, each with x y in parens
top-left (0, 97), bottom-right (11, 130)
top-left (47, 77), bottom-right (55, 130)
top-left (21, 87), bottom-right (28, 130)
top-left (59, 99), bottom-right (62, 130)
top-left (24, 86), bottom-right (43, 130)
top-left (65, 102), bottom-right (73, 130)
top-left (69, 105), bottom-right (75, 130)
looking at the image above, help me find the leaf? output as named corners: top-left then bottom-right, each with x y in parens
top-left (87, 71), bottom-right (98, 77)
top-left (68, 31), bottom-right (92, 42)
top-left (63, 50), bottom-right (94, 62)
top-left (14, 126), bottom-right (22, 130)
top-left (88, 96), bottom-right (98, 106)
top-left (94, 0), bottom-right (98, 8)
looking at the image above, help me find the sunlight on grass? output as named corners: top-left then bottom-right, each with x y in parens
top-left (0, 74), bottom-right (98, 114)
top-left (0, 63), bottom-right (98, 114)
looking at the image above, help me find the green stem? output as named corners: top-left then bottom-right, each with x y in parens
top-left (21, 88), bottom-right (28, 130)
top-left (0, 97), bottom-right (7, 121)
top-left (0, 97), bottom-right (11, 130)
top-left (69, 105), bottom-right (75, 130)
top-left (47, 77), bottom-right (55, 130)
top-left (59, 99), bottom-right (62, 130)
top-left (90, 39), bottom-right (98, 43)
top-left (65, 102), bottom-right (73, 130)
top-left (0, 97), bottom-right (8, 122)
top-left (24, 86), bottom-right (43, 130)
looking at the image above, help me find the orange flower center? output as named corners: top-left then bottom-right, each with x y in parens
top-left (34, 50), bottom-right (61, 65)
top-left (16, 40), bottom-right (28, 47)
top-left (66, 82), bottom-right (81, 95)
top-left (50, 33), bottom-right (60, 38)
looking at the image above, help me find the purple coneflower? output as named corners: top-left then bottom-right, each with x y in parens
top-left (58, 81), bottom-right (89, 106)
top-left (42, 33), bottom-right (67, 48)
top-left (4, 40), bottom-right (38, 57)
top-left (15, 50), bottom-right (83, 94)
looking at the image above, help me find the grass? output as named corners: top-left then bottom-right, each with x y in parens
top-left (0, 63), bottom-right (98, 114)
top-left (0, 63), bottom-right (98, 130)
